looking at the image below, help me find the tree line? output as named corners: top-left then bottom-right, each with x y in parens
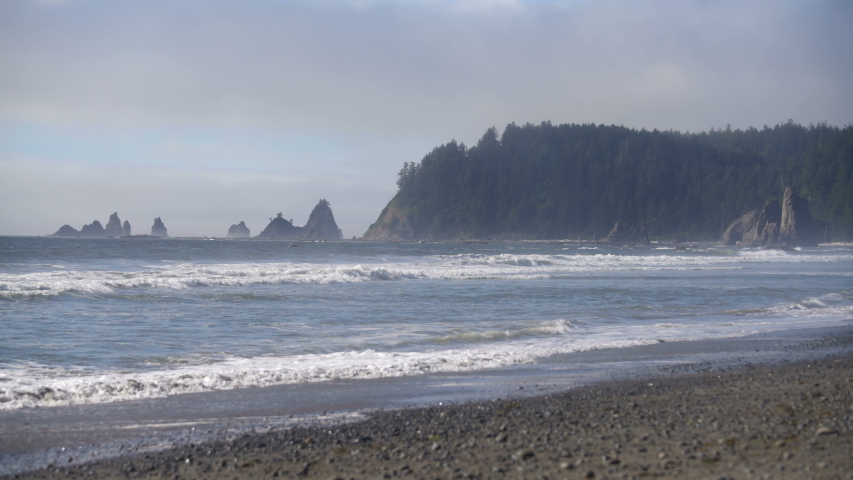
top-left (369, 121), bottom-right (852, 241)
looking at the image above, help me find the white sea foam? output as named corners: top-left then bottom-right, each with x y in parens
top-left (0, 319), bottom-right (650, 410)
top-left (1, 250), bottom-right (851, 297)
top-left (2, 292), bottom-right (850, 411)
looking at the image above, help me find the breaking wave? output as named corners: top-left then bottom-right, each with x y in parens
top-left (2, 250), bottom-right (851, 297)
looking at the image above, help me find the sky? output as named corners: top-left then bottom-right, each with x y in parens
top-left (1, 0), bottom-right (852, 237)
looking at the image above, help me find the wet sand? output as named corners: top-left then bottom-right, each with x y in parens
top-left (7, 342), bottom-right (853, 479)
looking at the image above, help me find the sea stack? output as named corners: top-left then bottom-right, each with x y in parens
top-left (79, 220), bottom-right (106, 237)
top-left (300, 199), bottom-right (343, 240)
top-left (104, 213), bottom-right (123, 237)
top-left (52, 225), bottom-right (80, 237)
top-left (122, 220), bottom-right (132, 237)
top-left (151, 218), bottom-right (168, 237)
top-left (257, 213), bottom-right (300, 239)
top-left (722, 187), bottom-right (826, 247)
top-left (227, 221), bottom-right (251, 238)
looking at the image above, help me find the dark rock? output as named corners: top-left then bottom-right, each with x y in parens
top-left (722, 199), bottom-right (781, 247)
top-left (227, 221), bottom-right (251, 238)
top-left (257, 213), bottom-right (300, 239)
top-left (80, 220), bottom-right (106, 237)
top-left (604, 222), bottom-right (649, 245)
top-left (779, 187), bottom-right (827, 246)
top-left (150, 217), bottom-right (168, 237)
top-left (363, 203), bottom-right (414, 240)
top-left (122, 220), bottom-right (132, 237)
top-left (52, 225), bottom-right (80, 237)
top-left (104, 213), bottom-right (123, 237)
top-left (722, 187), bottom-right (826, 247)
top-left (299, 200), bottom-right (343, 240)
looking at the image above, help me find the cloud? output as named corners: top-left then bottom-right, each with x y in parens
top-left (0, 0), bottom-right (851, 235)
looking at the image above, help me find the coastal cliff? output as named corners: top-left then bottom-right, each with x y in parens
top-left (362, 122), bottom-right (851, 241)
top-left (363, 201), bottom-right (414, 240)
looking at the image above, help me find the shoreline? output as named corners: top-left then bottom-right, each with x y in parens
top-left (3, 326), bottom-right (852, 479)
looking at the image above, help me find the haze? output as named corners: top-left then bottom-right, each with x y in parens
top-left (1, 0), bottom-right (852, 237)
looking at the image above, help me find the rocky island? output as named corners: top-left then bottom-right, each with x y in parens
top-left (722, 187), bottom-right (827, 247)
top-left (257, 200), bottom-right (343, 240)
top-left (52, 213), bottom-right (127, 238)
top-left (104, 213), bottom-right (123, 237)
top-left (150, 217), bottom-right (168, 237)
top-left (226, 221), bottom-right (251, 238)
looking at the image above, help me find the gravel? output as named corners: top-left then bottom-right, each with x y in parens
top-left (8, 354), bottom-right (853, 480)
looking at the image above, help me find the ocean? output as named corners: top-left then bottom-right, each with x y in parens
top-left (2, 236), bottom-right (852, 413)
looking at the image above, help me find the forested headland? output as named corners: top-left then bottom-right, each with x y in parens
top-left (364, 121), bottom-right (853, 241)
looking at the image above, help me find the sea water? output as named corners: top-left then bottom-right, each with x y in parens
top-left (1, 237), bottom-right (852, 411)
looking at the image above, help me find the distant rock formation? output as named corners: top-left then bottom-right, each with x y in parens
top-left (300, 200), bottom-right (343, 240)
top-left (150, 218), bottom-right (168, 237)
top-left (257, 213), bottom-right (300, 239)
top-left (604, 222), bottom-right (650, 245)
top-left (104, 213), bottom-right (123, 237)
top-left (722, 187), bottom-right (826, 247)
top-left (227, 221), bottom-right (251, 238)
top-left (80, 220), bottom-right (106, 237)
top-left (362, 203), bottom-right (414, 240)
top-left (779, 187), bottom-right (826, 246)
top-left (52, 225), bottom-right (80, 237)
top-left (122, 220), bottom-right (132, 237)
top-left (256, 200), bottom-right (344, 240)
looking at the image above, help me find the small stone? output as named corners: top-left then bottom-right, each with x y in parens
top-left (559, 461), bottom-right (573, 470)
top-left (774, 440), bottom-right (786, 447)
top-left (815, 426), bottom-right (838, 436)
top-left (657, 452), bottom-right (666, 459)
top-left (431, 442), bottom-right (441, 451)
top-left (495, 432), bottom-right (508, 443)
top-left (515, 449), bottom-right (535, 460)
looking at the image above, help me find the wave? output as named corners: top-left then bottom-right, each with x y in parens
top-left (3, 285), bottom-right (851, 411)
top-left (0, 317), bottom-right (655, 410)
top-left (2, 250), bottom-right (851, 297)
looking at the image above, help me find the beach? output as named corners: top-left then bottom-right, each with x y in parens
top-left (2, 238), bottom-right (853, 478)
top-left (7, 331), bottom-right (853, 480)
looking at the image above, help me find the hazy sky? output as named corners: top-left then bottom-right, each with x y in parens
top-left (2, 0), bottom-right (852, 237)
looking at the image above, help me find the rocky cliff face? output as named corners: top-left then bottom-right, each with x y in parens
top-left (779, 187), bottom-right (826, 246)
top-left (257, 214), bottom-right (300, 239)
top-left (104, 213), bottom-right (123, 237)
top-left (604, 222), bottom-right (650, 245)
top-left (52, 225), bottom-right (80, 237)
top-left (122, 220), bottom-right (132, 237)
top-left (722, 187), bottom-right (826, 247)
top-left (362, 201), bottom-right (415, 240)
top-left (722, 199), bottom-right (782, 247)
top-left (151, 218), bottom-right (168, 237)
top-left (227, 221), bottom-right (251, 238)
top-left (80, 220), bottom-right (106, 237)
top-left (300, 200), bottom-right (343, 240)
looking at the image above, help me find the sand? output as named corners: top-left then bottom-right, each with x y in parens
top-left (9, 353), bottom-right (852, 480)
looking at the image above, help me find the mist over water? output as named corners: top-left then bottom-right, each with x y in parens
top-left (1, 237), bottom-right (851, 409)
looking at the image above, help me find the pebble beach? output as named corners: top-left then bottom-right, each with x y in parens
top-left (9, 351), bottom-right (852, 480)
